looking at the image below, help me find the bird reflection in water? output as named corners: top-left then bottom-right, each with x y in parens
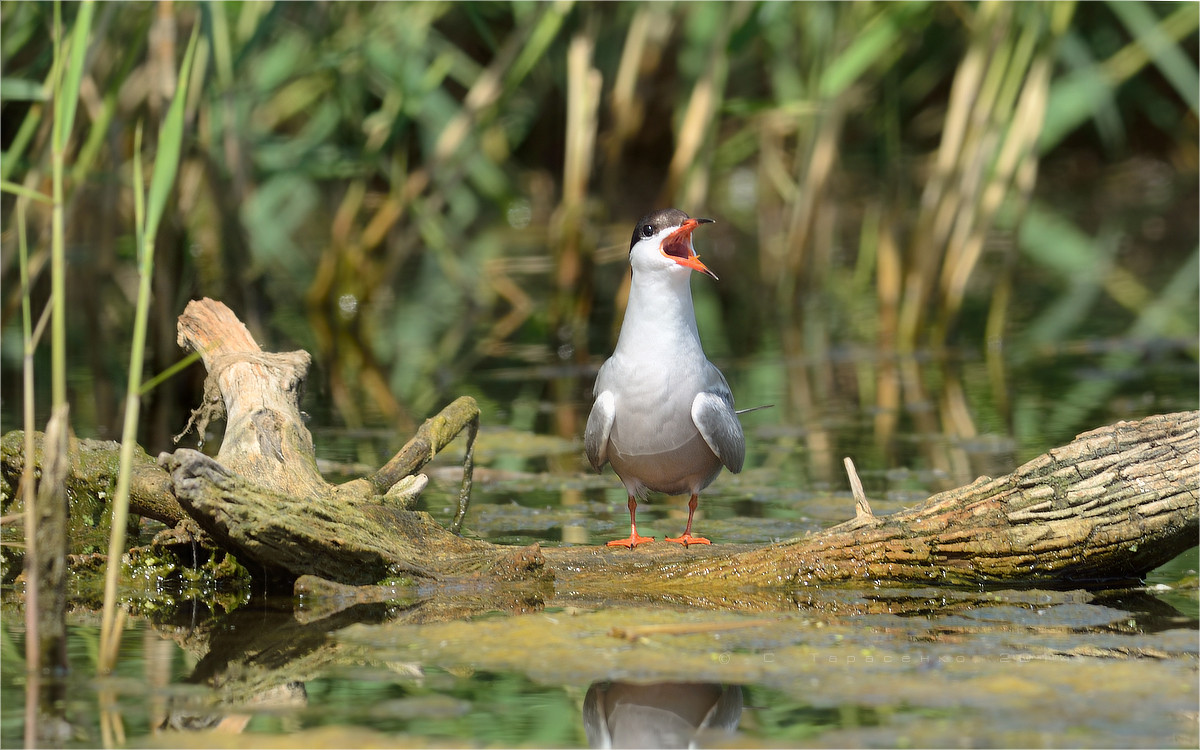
top-left (583, 682), bottom-right (742, 749)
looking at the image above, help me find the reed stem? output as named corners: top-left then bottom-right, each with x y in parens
top-left (98, 22), bottom-right (199, 675)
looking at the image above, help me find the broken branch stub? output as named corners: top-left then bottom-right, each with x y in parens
top-left (160, 298), bottom-right (528, 588)
top-left (175, 299), bottom-right (326, 500)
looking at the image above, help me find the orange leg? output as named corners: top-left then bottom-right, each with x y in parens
top-left (665, 494), bottom-right (711, 546)
top-left (607, 496), bottom-right (655, 548)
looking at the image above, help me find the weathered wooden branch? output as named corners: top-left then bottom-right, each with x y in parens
top-left (173, 299), bottom-right (330, 500)
top-left (4, 297), bottom-right (1196, 598)
top-left (163, 298), bottom-right (1198, 592)
top-left (545, 411), bottom-right (1198, 590)
top-left (156, 298), bottom-right (539, 589)
top-left (157, 446), bottom-right (545, 587)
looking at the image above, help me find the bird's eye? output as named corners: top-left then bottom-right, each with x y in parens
top-left (640, 224), bottom-right (654, 238)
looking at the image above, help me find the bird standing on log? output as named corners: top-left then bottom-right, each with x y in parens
top-left (585, 209), bottom-right (745, 548)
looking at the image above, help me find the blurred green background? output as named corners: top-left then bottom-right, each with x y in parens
top-left (1, 6), bottom-right (1197, 746)
top-left (2, 0), bottom-right (1197, 469)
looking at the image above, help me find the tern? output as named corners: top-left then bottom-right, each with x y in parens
top-left (585, 208), bottom-right (745, 548)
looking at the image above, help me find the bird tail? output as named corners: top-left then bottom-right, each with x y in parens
top-left (735, 404), bottom-right (774, 415)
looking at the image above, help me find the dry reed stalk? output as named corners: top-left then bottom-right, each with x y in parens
top-left (899, 2), bottom-right (1073, 350)
top-left (33, 405), bottom-right (70, 673)
top-left (602, 6), bottom-right (655, 187)
top-left (548, 26), bottom-right (602, 440)
top-left (783, 99), bottom-right (845, 295)
top-left (898, 5), bottom-right (992, 350)
top-left (17, 198), bottom-right (44, 750)
top-left (661, 5), bottom-right (744, 208)
top-left (1099, 4), bottom-right (1198, 103)
top-left (754, 117), bottom-right (793, 286)
top-left (563, 34), bottom-right (601, 210)
top-left (935, 17), bottom-right (1059, 345)
top-left (98, 678), bottom-right (127, 748)
top-left (27, 2), bottom-right (93, 732)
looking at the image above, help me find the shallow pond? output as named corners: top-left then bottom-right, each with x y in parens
top-left (2, 347), bottom-right (1198, 748)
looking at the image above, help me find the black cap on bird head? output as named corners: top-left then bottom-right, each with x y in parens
top-left (628, 208), bottom-right (717, 278)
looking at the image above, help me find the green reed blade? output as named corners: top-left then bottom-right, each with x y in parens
top-left (139, 350), bottom-right (205, 396)
top-left (144, 29), bottom-right (200, 246)
top-left (99, 22), bottom-right (201, 676)
top-left (1107, 0), bottom-right (1199, 113)
top-left (0, 180), bottom-right (51, 203)
top-left (53, 0), bottom-right (94, 154)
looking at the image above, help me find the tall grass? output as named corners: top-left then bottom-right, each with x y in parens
top-left (0, 0), bottom-right (1195, 607)
top-left (97, 23), bottom-right (198, 676)
top-left (49, 0), bottom-right (92, 409)
top-left (16, 197), bottom-right (43, 750)
top-left (4, 2), bottom-right (1193, 433)
top-left (7, 2), bottom-right (96, 743)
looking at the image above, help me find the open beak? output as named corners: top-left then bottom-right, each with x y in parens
top-left (660, 217), bottom-right (718, 279)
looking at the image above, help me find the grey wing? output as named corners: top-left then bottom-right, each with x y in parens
top-left (584, 389), bottom-right (615, 471)
top-left (691, 365), bottom-right (745, 473)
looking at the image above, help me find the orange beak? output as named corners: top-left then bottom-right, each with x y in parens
top-left (660, 217), bottom-right (717, 279)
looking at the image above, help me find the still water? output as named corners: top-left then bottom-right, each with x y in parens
top-left (2, 344), bottom-right (1198, 748)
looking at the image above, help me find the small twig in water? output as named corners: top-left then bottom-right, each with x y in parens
top-left (451, 411), bottom-right (479, 535)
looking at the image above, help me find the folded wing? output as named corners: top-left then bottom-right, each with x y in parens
top-left (584, 389), bottom-right (615, 471)
top-left (691, 388), bottom-right (745, 474)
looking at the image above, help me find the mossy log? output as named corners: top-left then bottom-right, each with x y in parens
top-left (1, 429), bottom-right (183, 528)
top-left (164, 298), bottom-right (1200, 592)
top-left (4, 298), bottom-right (1196, 597)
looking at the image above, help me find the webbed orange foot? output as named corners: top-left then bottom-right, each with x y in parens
top-left (664, 533), bottom-right (710, 547)
top-left (607, 534), bottom-right (655, 549)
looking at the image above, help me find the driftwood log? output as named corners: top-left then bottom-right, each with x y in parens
top-left (166, 297), bottom-right (1200, 592)
top-left (4, 298), bottom-right (1197, 597)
